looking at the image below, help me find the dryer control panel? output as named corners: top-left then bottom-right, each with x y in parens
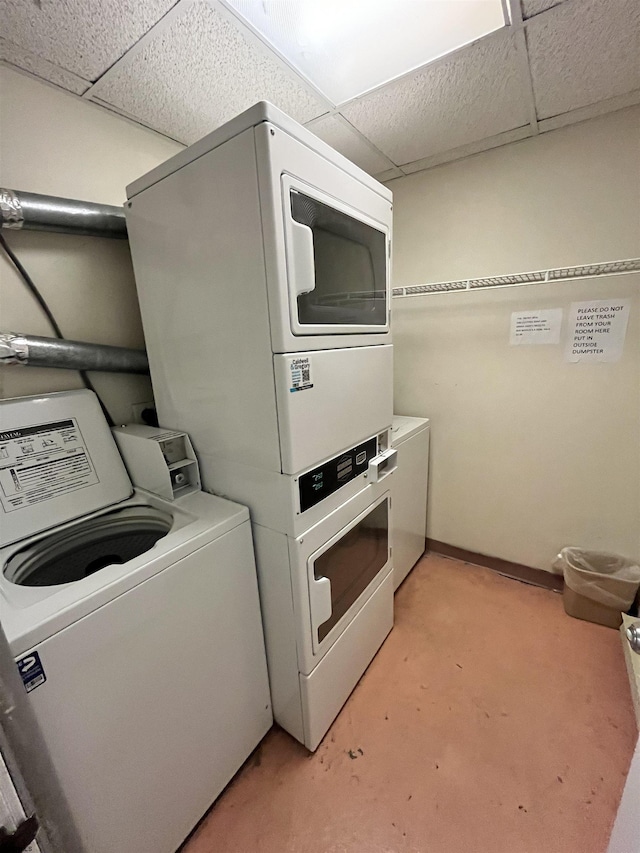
top-left (298, 437), bottom-right (377, 512)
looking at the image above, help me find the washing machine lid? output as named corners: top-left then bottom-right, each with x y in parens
top-left (0, 390), bottom-right (133, 547)
top-left (391, 415), bottom-right (430, 446)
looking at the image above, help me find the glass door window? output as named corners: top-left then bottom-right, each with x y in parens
top-left (312, 498), bottom-right (389, 643)
top-left (289, 189), bottom-right (387, 328)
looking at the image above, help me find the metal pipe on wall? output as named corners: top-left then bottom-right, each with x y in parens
top-left (0, 188), bottom-right (127, 239)
top-left (0, 332), bottom-right (149, 374)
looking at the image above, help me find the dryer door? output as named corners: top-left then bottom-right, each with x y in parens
top-left (307, 493), bottom-right (390, 657)
top-left (254, 120), bottom-right (393, 354)
top-left (283, 176), bottom-right (388, 335)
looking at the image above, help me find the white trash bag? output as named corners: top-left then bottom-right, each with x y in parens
top-left (553, 547), bottom-right (640, 612)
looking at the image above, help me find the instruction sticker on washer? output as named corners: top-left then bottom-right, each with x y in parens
top-left (17, 651), bottom-right (46, 693)
top-left (289, 357), bottom-right (313, 392)
top-left (0, 419), bottom-right (99, 513)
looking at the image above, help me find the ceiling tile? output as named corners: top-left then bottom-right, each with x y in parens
top-left (306, 115), bottom-right (394, 175)
top-left (538, 90), bottom-right (640, 133)
top-left (521, 0), bottom-right (564, 19)
top-left (90, 0), bottom-right (328, 144)
top-left (527, 0), bottom-right (640, 119)
top-left (1, 0), bottom-right (177, 81)
top-left (0, 39), bottom-right (90, 95)
top-left (341, 32), bottom-right (530, 166)
top-left (401, 126), bottom-right (532, 174)
top-left (375, 167), bottom-right (404, 182)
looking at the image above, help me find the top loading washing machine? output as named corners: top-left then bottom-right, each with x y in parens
top-left (0, 390), bottom-right (272, 853)
top-left (391, 416), bottom-right (430, 590)
top-left (126, 100), bottom-right (393, 355)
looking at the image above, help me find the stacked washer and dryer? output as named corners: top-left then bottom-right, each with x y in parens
top-left (125, 102), bottom-right (397, 751)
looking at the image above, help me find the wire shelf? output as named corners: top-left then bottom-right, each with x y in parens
top-left (392, 258), bottom-right (640, 298)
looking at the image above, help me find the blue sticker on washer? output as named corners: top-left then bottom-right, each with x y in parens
top-left (17, 651), bottom-right (46, 693)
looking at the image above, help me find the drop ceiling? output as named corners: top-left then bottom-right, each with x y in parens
top-left (1, 0), bottom-right (639, 180)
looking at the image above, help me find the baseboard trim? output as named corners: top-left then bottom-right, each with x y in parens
top-left (426, 539), bottom-right (564, 592)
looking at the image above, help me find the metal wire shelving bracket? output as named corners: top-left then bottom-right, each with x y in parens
top-left (391, 258), bottom-right (640, 298)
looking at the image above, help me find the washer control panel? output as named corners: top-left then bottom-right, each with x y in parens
top-left (298, 437), bottom-right (377, 512)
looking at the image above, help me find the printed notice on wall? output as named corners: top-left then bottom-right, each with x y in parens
top-left (510, 309), bottom-right (563, 345)
top-left (565, 299), bottom-right (630, 363)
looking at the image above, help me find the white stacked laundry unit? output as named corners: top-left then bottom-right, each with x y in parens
top-left (126, 102), bottom-right (396, 751)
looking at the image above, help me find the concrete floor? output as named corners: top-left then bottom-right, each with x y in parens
top-left (183, 554), bottom-right (637, 853)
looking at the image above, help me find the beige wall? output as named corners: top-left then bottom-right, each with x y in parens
top-left (2, 69), bottom-right (638, 570)
top-left (0, 67), bottom-right (183, 423)
top-left (390, 107), bottom-right (640, 571)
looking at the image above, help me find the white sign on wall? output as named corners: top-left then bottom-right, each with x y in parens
top-left (510, 309), bottom-right (563, 345)
top-left (565, 299), bottom-right (631, 363)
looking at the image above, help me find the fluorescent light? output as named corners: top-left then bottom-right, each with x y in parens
top-left (222, 0), bottom-right (507, 105)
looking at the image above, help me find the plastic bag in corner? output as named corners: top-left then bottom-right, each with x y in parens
top-left (553, 547), bottom-right (640, 611)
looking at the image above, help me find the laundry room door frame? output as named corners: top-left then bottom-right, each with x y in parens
top-left (0, 624), bottom-right (84, 853)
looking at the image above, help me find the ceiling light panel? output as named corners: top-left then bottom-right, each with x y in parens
top-left (527, 0), bottom-right (640, 119)
top-left (341, 32), bottom-right (529, 166)
top-left (305, 115), bottom-right (395, 175)
top-left (1, 0), bottom-right (177, 80)
top-left (89, 0), bottom-right (327, 144)
top-left (223, 0), bottom-right (507, 105)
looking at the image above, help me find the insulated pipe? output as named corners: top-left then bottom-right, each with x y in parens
top-left (0, 332), bottom-right (149, 374)
top-left (0, 188), bottom-right (127, 239)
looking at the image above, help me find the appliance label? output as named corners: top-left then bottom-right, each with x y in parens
top-left (0, 419), bottom-right (99, 513)
top-left (289, 357), bottom-right (313, 392)
top-left (17, 651), bottom-right (47, 693)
